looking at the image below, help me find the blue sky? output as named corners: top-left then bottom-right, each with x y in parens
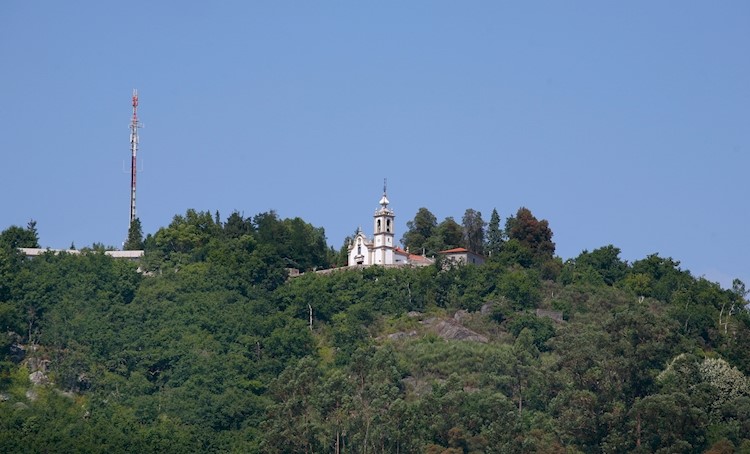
top-left (1, 2), bottom-right (748, 288)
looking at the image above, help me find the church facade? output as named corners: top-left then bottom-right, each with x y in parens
top-left (347, 189), bottom-right (431, 267)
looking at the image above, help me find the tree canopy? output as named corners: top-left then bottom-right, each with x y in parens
top-left (1, 206), bottom-right (749, 453)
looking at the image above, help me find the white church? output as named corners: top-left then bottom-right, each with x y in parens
top-left (347, 189), bottom-right (433, 267)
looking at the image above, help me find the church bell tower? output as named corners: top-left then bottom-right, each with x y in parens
top-left (372, 180), bottom-right (395, 265)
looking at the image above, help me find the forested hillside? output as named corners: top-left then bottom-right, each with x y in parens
top-left (1, 208), bottom-right (749, 453)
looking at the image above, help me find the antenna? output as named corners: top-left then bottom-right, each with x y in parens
top-left (129, 89), bottom-right (142, 228)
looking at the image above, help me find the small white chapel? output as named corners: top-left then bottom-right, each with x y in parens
top-left (347, 187), bottom-right (432, 267)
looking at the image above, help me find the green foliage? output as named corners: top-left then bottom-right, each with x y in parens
top-left (505, 207), bottom-right (555, 265)
top-left (563, 245), bottom-right (628, 286)
top-left (627, 253), bottom-right (692, 302)
top-left (401, 207), bottom-right (437, 253)
top-left (507, 314), bottom-right (556, 351)
top-left (498, 268), bottom-right (541, 309)
top-left (404, 207), bottom-right (487, 256)
top-left (461, 208), bottom-right (485, 254)
top-left (1, 207), bottom-right (749, 453)
top-left (0, 221), bottom-right (39, 249)
top-left (485, 208), bottom-right (504, 258)
top-left (424, 216), bottom-right (464, 256)
top-left (124, 217), bottom-right (144, 250)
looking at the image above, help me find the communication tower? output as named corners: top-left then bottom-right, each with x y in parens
top-left (129, 89), bottom-right (141, 227)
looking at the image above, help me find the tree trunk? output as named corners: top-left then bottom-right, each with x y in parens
top-left (636, 413), bottom-right (641, 448)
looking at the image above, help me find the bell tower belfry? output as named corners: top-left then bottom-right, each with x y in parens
top-left (372, 179), bottom-right (395, 265)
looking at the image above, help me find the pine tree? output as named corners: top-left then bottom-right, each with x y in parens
top-left (461, 208), bottom-right (485, 254)
top-left (124, 218), bottom-right (144, 250)
top-left (485, 208), bottom-right (503, 257)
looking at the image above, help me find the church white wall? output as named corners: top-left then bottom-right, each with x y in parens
top-left (348, 233), bottom-right (372, 266)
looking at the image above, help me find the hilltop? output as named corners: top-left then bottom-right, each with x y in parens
top-left (1, 207), bottom-right (749, 453)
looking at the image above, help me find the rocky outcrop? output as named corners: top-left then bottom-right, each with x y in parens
top-left (433, 320), bottom-right (488, 343)
top-left (535, 309), bottom-right (564, 323)
top-left (29, 370), bottom-right (49, 386)
top-left (384, 311), bottom-right (488, 343)
top-left (387, 331), bottom-right (418, 340)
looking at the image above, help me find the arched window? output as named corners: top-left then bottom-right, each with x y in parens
top-left (377, 219), bottom-right (381, 232)
top-left (386, 219), bottom-right (391, 232)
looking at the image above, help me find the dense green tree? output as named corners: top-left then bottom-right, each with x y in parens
top-left (485, 208), bottom-right (504, 258)
top-left (2, 205), bottom-right (750, 453)
top-left (462, 208), bottom-right (485, 254)
top-left (626, 254), bottom-right (692, 302)
top-left (262, 357), bottom-right (324, 453)
top-left (423, 217), bottom-right (464, 256)
top-left (507, 314), bottom-right (556, 351)
top-left (401, 207), bottom-right (437, 253)
top-left (630, 392), bottom-right (707, 452)
top-left (223, 211), bottom-right (254, 239)
top-left (0, 221), bottom-right (39, 249)
top-left (506, 207), bottom-right (555, 264)
top-left (150, 209), bottom-right (221, 262)
top-left (498, 268), bottom-right (541, 309)
top-left (564, 245), bottom-right (628, 286)
top-left (124, 217), bottom-right (144, 250)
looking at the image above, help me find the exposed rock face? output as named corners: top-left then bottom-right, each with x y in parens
top-left (27, 357), bottom-right (50, 374)
top-left (453, 310), bottom-right (469, 322)
top-left (29, 370), bottom-right (49, 386)
top-left (420, 317), bottom-right (438, 326)
top-left (535, 309), bottom-right (564, 323)
top-left (432, 320), bottom-right (487, 343)
top-left (25, 389), bottom-right (38, 401)
top-left (401, 376), bottom-right (432, 397)
top-left (388, 331), bottom-right (417, 340)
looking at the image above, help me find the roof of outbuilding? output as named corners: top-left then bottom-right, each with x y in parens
top-left (439, 247), bottom-right (470, 254)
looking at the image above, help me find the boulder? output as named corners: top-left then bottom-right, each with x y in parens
top-left (29, 370), bottom-right (49, 386)
top-left (454, 310), bottom-right (469, 322)
top-left (387, 331), bottom-right (417, 340)
top-left (433, 320), bottom-right (487, 343)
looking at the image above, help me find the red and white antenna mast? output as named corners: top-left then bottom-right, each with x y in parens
top-left (129, 89), bottom-right (141, 227)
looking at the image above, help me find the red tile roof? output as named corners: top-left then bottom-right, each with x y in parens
top-left (439, 247), bottom-right (469, 254)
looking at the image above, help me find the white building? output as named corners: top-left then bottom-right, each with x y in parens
top-left (347, 189), bottom-right (433, 267)
top-left (19, 248), bottom-right (144, 261)
top-left (438, 247), bottom-right (485, 266)
top-left (348, 190), bottom-right (404, 266)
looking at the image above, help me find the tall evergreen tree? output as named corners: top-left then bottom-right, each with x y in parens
top-left (0, 221), bottom-right (40, 249)
top-left (124, 217), bottom-right (144, 250)
top-left (485, 208), bottom-right (503, 257)
top-left (224, 211), bottom-right (254, 239)
top-left (461, 208), bottom-right (485, 254)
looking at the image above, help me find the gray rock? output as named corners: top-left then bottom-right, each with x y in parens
top-left (420, 317), bottom-right (438, 326)
top-left (388, 331), bottom-right (417, 340)
top-left (434, 320), bottom-right (487, 343)
top-left (29, 370), bottom-right (49, 385)
top-left (454, 310), bottom-right (469, 322)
